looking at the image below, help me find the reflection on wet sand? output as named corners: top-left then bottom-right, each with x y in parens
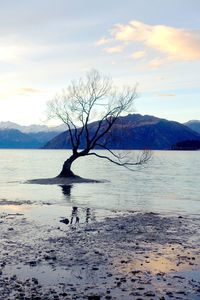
top-left (115, 244), bottom-right (200, 275)
top-left (2, 204), bottom-right (31, 212)
top-left (59, 185), bottom-right (96, 225)
top-left (113, 244), bottom-right (200, 297)
top-left (60, 206), bottom-right (96, 225)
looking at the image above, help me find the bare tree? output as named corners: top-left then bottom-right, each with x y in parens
top-left (47, 69), bottom-right (151, 178)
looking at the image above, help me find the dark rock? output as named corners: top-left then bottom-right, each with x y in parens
top-left (144, 291), bottom-right (156, 296)
top-left (29, 261), bottom-right (37, 266)
top-left (60, 218), bottom-right (69, 225)
top-left (176, 291), bottom-right (186, 295)
top-left (44, 255), bottom-right (51, 260)
top-left (132, 270), bottom-right (141, 275)
top-left (32, 278), bottom-right (38, 285)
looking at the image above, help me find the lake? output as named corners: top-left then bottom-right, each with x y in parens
top-left (0, 149), bottom-right (199, 223)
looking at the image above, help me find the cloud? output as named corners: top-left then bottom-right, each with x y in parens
top-left (156, 77), bottom-right (164, 81)
top-left (104, 45), bottom-right (124, 53)
top-left (154, 93), bottom-right (175, 97)
top-left (19, 87), bottom-right (43, 93)
top-left (81, 67), bottom-right (89, 71)
top-left (129, 51), bottom-right (147, 59)
top-left (148, 58), bottom-right (164, 69)
top-left (95, 37), bottom-right (114, 46)
top-left (101, 20), bottom-right (200, 62)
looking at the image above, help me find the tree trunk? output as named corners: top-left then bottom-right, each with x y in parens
top-left (57, 154), bottom-right (78, 178)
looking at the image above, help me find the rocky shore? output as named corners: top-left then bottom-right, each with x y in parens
top-left (0, 207), bottom-right (200, 299)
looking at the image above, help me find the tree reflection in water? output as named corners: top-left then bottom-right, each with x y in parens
top-left (60, 185), bottom-right (72, 198)
top-left (59, 185), bottom-right (95, 225)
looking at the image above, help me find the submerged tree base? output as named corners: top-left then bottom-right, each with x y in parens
top-left (26, 175), bottom-right (106, 185)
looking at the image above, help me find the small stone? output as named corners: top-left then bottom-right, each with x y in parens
top-left (29, 261), bottom-right (37, 266)
top-left (32, 278), bottom-right (38, 284)
top-left (44, 255), bottom-right (51, 260)
top-left (60, 218), bottom-right (69, 225)
top-left (144, 291), bottom-right (155, 296)
top-left (176, 291), bottom-right (186, 295)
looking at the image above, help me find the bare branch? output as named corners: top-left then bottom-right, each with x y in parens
top-left (87, 149), bottom-right (152, 171)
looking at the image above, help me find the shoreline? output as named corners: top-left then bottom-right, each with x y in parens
top-left (0, 204), bottom-right (200, 299)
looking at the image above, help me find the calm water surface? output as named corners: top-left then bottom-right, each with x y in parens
top-left (0, 149), bottom-right (199, 219)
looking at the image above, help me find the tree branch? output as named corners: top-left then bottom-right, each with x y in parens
top-left (87, 149), bottom-right (151, 170)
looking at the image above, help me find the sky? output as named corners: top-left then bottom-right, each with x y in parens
top-left (0, 0), bottom-right (199, 125)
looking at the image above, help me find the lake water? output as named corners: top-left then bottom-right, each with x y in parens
top-left (0, 149), bottom-right (199, 222)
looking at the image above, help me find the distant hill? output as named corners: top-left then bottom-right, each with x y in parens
top-left (172, 140), bottom-right (200, 150)
top-left (0, 121), bottom-right (67, 148)
top-left (0, 129), bottom-right (60, 149)
top-left (184, 120), bottom-right (200, 134)
top-left (0, 129), bottom-right (39, 149)
top-left (41, 114), bottom-right (200, 150)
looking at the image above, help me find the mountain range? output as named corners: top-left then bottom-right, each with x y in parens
top-left (0, 121), bottom-right (66, 149)
top-left (0, 121), bottom-right (67, 133)
top-left (41, 114), bottom-right (200, 150)
top-left (0, 115), bottom-right (200, 149)
top-left (0, 129), bottom-right (61, 149)
top-left (184, 120), bottom-right (200, 134)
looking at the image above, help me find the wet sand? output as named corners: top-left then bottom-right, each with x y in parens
top-left (0, 201), bottom-right (200, 300)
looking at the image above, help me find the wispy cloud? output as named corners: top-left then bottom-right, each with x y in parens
top-left (154, 93), bottom-right (176, 97)
top-left (97, 20), bottom-right (200, 62)
top-left (81, 67), bottom-right (89, 72)
top-left (104, 45), bottom-right (124, 53)
top-left (95, 37), bottom-right (114, 46)
top-left (19, 87), bottom-right (43, 93)
top-left (129, 51), bottom-right (147, 59)
top-left (148, 58), bottom-right (164, 69)
top-left (156, 77), bottom-right (164, 81)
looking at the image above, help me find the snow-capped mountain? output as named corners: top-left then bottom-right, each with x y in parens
top-left (0, 121), bottom-right (67, 133)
